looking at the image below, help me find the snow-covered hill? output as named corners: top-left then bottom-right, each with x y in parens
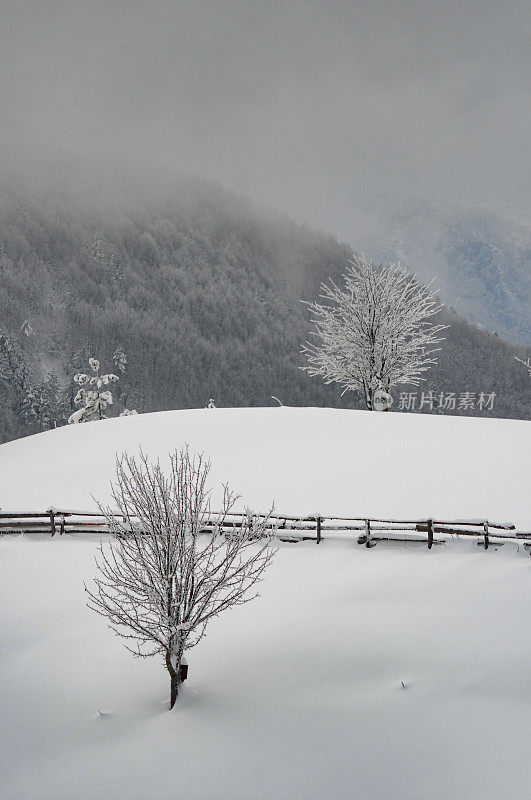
top-left (0, 407), bottom-right (529, 527)
top-left (1, 408), bottom-right (530, 800)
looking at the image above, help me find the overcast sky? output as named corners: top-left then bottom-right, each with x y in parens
top-left (1, 0), bottom-right (529, 237)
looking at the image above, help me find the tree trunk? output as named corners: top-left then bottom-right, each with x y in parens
top-left (383, 382), bottom-right (391, 410)
top-left (170, 671), bottom-right (180, 709)
top-left (165, 650), bottom-right (182, 710)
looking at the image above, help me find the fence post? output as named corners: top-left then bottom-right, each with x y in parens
top-left (427, 519), bottom-right (434, 549)
top-left (316, 516), bottom-right (322, 544)
top-left (483, 520), bottom-right (489, 550)
top-left (365, 518), bottom-right (371, 548)
top-left (59, 515), bottom-right (65, 536)
top-left (49, 509), bottom-right (55, 537)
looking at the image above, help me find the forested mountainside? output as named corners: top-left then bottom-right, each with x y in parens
top-left (353, 194), bottom-right (531, 345)
top-left (0, 169), bottom-right (529, 443)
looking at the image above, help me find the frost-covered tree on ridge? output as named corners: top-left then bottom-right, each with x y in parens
top-left (68, 357), bottom-right (119, 424)
top-left (301, 255), bottom-right (447, 409)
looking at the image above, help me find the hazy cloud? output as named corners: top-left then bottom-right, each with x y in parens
top-left (1, 0), bottom-right (529, 238)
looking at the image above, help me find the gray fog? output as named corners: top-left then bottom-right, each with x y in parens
top-left (1, 0), bottom-right (529, 239)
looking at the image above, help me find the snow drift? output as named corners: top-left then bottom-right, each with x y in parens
top-left (0, 407), bottom-right (529, 527)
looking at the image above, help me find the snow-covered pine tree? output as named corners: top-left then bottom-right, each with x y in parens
top-left (88, 235), bottom-right (123, 282)
top-left (20, 383), bottom-right (39, 425)
top-left (20, 319), bottom-right (36, 337)
top-left (112, 346), bottom-right (127, 374)
top-left (88, 235), bottom-right (108, 264)
top-left (301, 255), bottom-right (447, 409)
top-left (21, 374), bottom-right (61, 430)
top-left (0, 329), bottom-right (29, 393)
top-left (68, 357), bottom-right (119, 424)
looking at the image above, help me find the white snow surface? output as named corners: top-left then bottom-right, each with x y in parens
top-left (0, 406), bottom-right (529, 526)
top-left (1, 408), bottom-right (530, 800)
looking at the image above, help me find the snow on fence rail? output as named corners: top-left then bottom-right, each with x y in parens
top-left (0, 510), bottom-right (530, 552)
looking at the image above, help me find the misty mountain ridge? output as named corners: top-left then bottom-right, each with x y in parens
top-left (352, 193), bottom-right (531, 345)
top-left (0, 166), bottom-right (529, 443)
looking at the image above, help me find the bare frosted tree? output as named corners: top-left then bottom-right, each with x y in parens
top-left (301, 255), bottom-right (447, 409)
top-left (86, 448), bottom-right (276, 709)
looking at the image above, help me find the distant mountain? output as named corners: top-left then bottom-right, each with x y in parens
top-left (0, 167), bottom-right (529, 443)
top-left (352, 195), bottom-right (531, 345)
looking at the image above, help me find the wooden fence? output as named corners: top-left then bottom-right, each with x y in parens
top-left (1, 509), bottom-right (530, 551)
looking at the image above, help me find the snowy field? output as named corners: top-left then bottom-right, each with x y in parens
top-left (0, 407), bottom-right (529, 526)
top-left (1, 408), bottom-right (530, 799)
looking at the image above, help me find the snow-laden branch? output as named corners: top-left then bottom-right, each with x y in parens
top-left (514, 355), bottom-right (531, 377)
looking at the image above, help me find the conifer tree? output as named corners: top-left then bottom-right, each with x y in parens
top-left (68, 358), bottom-right (119, 424)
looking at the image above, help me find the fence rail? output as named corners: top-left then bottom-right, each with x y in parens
top-left (0, 509), bottom-right (530, 552)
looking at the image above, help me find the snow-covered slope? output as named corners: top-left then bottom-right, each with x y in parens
top-left (0, 407), bottom-right (529, 526)
top-left (1, 408), bottom-right (530, 800)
